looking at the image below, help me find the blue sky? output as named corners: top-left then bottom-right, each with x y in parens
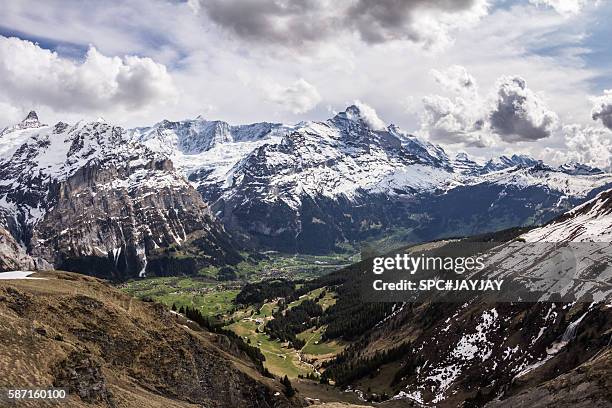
top-left (0, 0), bottom-right (610, 169)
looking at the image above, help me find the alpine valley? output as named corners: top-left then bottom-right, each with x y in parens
top-left (0, 108), bottom-right (611, 408)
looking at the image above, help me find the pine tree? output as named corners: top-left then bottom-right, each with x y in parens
top-left (281, 375), bottom-right (295, 397)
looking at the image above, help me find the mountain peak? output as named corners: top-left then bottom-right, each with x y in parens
top-left (18, 110), bottom-right (44, 129)
top-left (344, 104), bottom-right (361, 116)
top-left (487, 154), bottom-right (540, 169)
top-left (452, 152), bottom-right (481, 175)
top-left (23, 110), bottom-right (39, 123)
top-left (333, 104), bottom-right (386, 130)
top-left (1, 110), bottom-right (45, 135)
top-left (559, 161), bottom-right (603, 175)
top-left (333, 105), bottom-right (362, 123)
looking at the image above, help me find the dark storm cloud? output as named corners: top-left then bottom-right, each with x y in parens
top-left (591, 91), bottom-right (612, 130)
top-left (489, 77), bottom-right (558, 142)
top-left (200, 0), bottom-right (335, 46)
top-left (346, 0), bottom-right (477, 44)
top-left (197, 0), bottom-right (485, 47)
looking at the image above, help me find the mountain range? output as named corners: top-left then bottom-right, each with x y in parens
top-left (1, 107), bottom-right (611, 278)
top-left (130, 105), bottom-right (612, 253)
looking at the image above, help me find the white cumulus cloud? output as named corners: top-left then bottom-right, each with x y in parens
top-left (421, 94), bottom-right (491, 147)
top-left (529, 0), bottom-right (593, 15)
top-left (0, 36), bottom-right (177, 114)
top-left (352, 100), bottom-right (386, 130)
top-left (265, 78), bottom-right (321, 114)
top-left (562, 124), bottom-right (612, 171)
top-left (431, 65), bottom-right (478, 96)
top-left (421, 69), bottom-right (559, 146)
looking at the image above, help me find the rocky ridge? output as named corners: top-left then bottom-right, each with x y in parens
top-left (0, 113), bottom-right (240, 279)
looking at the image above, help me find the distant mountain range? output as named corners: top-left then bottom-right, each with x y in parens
top-left (1, 108), bottom-right (611, 278)
top-left (130, 105), bottom-right (612, 253)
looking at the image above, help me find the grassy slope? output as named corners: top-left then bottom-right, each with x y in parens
top-left (224, 287), bottom-right (346, 378)
top-left (0, 271), bottom-right (296, 408)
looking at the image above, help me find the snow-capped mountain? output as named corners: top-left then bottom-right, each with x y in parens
top-left (0, 112), bottom-right (240, 279)
top-left (1, 107), bottom-right (610, 272)
top-left (0, 110), bottom-right (45, 136)
top-left (131, 117), bottom-right (285, 155)
top-left (480, 154), bottom-right (542, 173)
top-left (128, 105), bottom-right (612, 253)
top-left (452, 152), bottom-right (482, 175)
top-left (558, 161), bottom-right (604, 176)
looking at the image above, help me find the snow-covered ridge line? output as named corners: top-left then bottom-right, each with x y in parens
top-left (523, 188), bottom-right (612, 242)
top-left (2, 108), bottom-right (612, 257)
top-left (125, 106), bottom-right (611, 205)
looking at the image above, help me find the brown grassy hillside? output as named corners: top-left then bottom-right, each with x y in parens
top-left (0, 271), bottom-right (301, 408)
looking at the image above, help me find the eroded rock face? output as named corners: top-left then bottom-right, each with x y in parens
top-left (0, 226), bottom-right (49, 271)
top-left (28, 155), bottom-right (239, 279)
top-left (53, 351), bottom-right (116, 406)
top-left (0, 115), bottom-right (240, 279)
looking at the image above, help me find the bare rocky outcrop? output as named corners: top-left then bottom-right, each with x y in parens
top-left (0, 226), bottom-right (49, 271)
top-left (485, 348), bottom-right (612, 408)
top-left (53, 351), bottom-right (116, 407)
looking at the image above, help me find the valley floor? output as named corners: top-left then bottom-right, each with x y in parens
top-left (119, 251), bottom-right (358, 378)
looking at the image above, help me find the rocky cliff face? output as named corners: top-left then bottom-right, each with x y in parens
top-left (0, 226), bottom-right (49, 271)
top-left (0, 114), bottom-right (240, 279)
top-left (0, 271), bottom-right (301, 408)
